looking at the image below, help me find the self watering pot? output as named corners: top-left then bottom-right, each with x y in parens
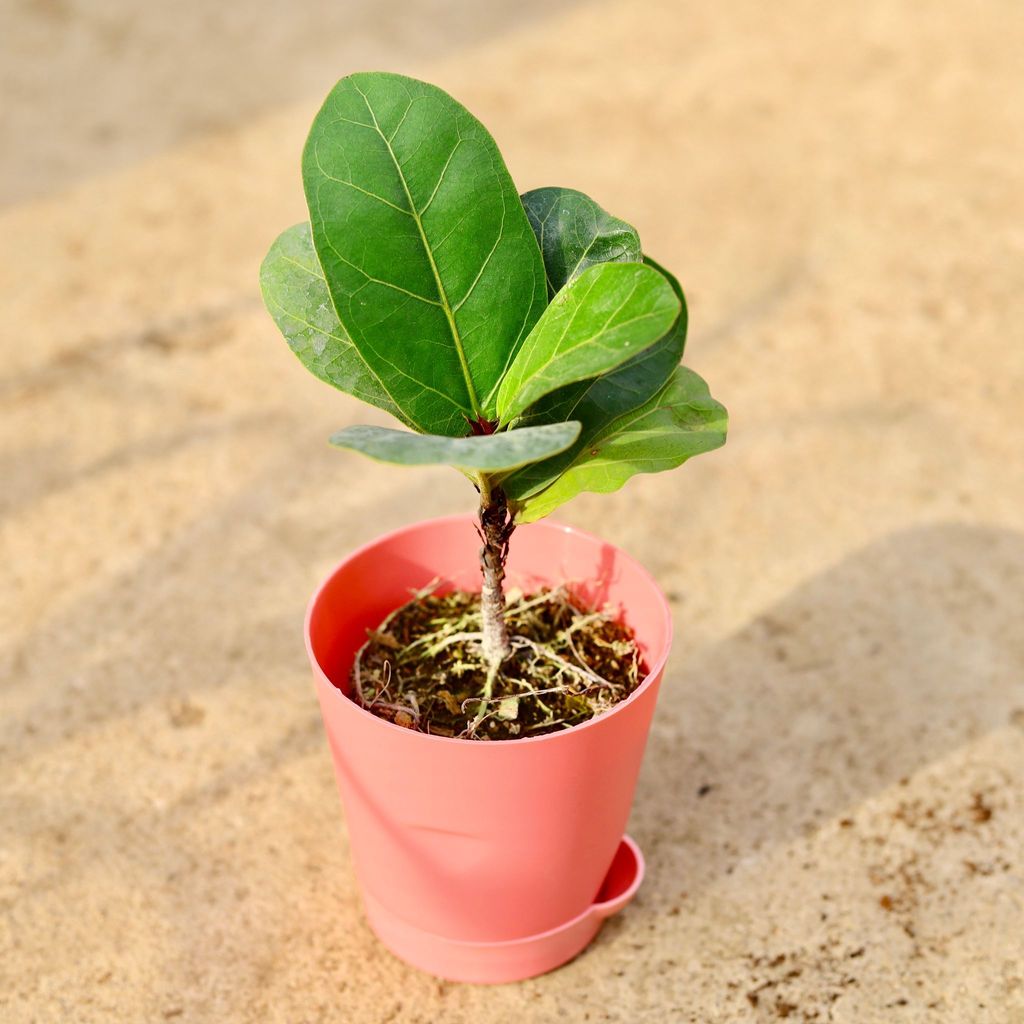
top-left (305, 515), bottom-right (672, 983)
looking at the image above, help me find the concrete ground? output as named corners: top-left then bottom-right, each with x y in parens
top-left (2, 1), bottom-right (1023, 1021)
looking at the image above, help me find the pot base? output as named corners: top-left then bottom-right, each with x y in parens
top-left (361, 835), bottom-right (644, 984)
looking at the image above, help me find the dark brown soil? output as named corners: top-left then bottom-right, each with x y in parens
top-left (350, 586), bottom-right (647, 740)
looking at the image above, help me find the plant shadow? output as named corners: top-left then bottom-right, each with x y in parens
top-left (632, 522), bottom-right (1024, 892)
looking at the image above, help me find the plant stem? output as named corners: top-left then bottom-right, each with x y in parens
top-left (478, 476), bottom-right (514, 671)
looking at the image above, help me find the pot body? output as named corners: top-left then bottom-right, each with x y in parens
top-left (305, 515), bottom-right (673, 980)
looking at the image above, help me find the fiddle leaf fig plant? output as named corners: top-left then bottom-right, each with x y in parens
top-left (261, 70), bottom-right (727, 691)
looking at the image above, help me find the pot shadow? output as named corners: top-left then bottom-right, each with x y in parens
top-left (631, 522), bottom-right (1024, 893)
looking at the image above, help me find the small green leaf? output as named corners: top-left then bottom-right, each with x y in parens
top-left (329, 422), bottom-right (582, 473)
top-left (495, 262), bottom-right (679, 427)
top-left (521, 187), bottom-right (641, 297)
top-left (260, 223), bottom-right (412, 426)
top-left (509, 367), bottom-right (727, 523)
top-left (508, 252), bottom-right (687, 474)
top-left (502, 253), bottom-right (688, 498)
top-left (502, 335), bottom-right (683, 498)
top-left (303, 72), bottom-right (547, 435)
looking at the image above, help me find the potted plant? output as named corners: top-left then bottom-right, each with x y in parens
top-left (260, 71), bottom-right (727, 982)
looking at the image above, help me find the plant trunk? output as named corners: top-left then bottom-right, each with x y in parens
top-left (478, 483), bottom-right (514, 668)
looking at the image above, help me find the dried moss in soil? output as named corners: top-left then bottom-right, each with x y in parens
top-left (351, 586), bottom-right (647, 740)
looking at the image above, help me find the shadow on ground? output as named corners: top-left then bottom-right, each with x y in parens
top-left (635, 522), bottom-right (1024, 892)
top-left (1, 0), bottom-right (589, 204)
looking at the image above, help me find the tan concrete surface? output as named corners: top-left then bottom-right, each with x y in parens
top-left (2, 1), bottom-right (1023, 1021)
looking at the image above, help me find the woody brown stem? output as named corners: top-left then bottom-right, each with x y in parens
top-left (478, 478), bottom-right (514, 669)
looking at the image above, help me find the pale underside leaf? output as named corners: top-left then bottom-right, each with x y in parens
top-left (521, 186), bottom-right (642, 297)
top-left (329, 422), bottom-right (582, 473)
top-left (509, 366), bottom-right (727, 523)
top-left (259, 222), bottom-right (413, 426)
top-left (495, 261), bottom-right (680, 427)
top-left (302, 71), bottom-right (547, 434)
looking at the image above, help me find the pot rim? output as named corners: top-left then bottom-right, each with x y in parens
top-left (304, 513), bottom-right (674, 748)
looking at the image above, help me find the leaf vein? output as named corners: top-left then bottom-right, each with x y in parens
top-left (353, 81), bottom-right (485, 419)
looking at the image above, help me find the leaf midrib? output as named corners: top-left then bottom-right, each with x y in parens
top-left (353, 83), bottom-right (485, 421)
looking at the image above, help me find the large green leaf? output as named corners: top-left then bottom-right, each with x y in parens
top-left (329, 422), bottom-right (581, 473)
top-left (508, 367), bottom-right (727, 523)
top-left (303, 72), bottom-right (547, 435)
top-left (260, 222), bottom-right (412, 426)
top-left (521, 187), bottom-right (641, 297)
top-left (495, 262), bottom-right (679, 428)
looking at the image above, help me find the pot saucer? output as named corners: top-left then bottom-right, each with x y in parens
top-left (361, 835), bottom-right (644, 984)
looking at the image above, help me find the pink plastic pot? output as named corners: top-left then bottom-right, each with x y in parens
top-left (305, 515), bottom-right (672, 983)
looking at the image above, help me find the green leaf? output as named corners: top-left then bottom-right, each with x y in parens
top-left (259, 223), bottom-right (413, 426)
top-left (329, 422), bottom-right (582, 473)
top-left (502, 330), bottom-right (684, 498)
top-left (521, 187), bottom-right (641, 297)
top-left (643, 254), bottom-right (687, 359)
top-left (302, 72), bottom-right (547, 435)
top-left (495, 262), bottom-right (680, 427)
top-left (506, 252), bottom-right (689, 494)
top-left (509, 367), bottom-right (727, 523)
